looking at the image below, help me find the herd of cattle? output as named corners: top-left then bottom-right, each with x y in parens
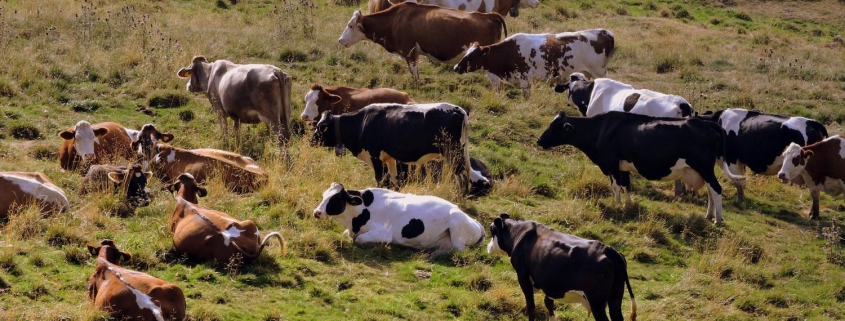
top-left (1, 1), bottom-right (843, 320)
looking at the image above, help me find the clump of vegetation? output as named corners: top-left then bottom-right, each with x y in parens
top-left (672, 5), bottom-right (692, 20)
top-left (555, 5), bottom-right (578, 19)
top-left (149, 90), bottom-right (191, 109)
top-left (178, 109), bottom-right (195, 122)
top-left (31, 146), bottom-right (56, 160)
top-left (733, 11), bottom-right (752, 21)
top-left (67, 99), bottom-right (103, 112)
top-left (655, 54), bottom-right (683, 73)
top-left (0, 78), bottom-right (16, 97)
top-left (280, 48), bottom-right (309, 63)
top-left (63, 247), bottom-right (89, 265)
top-left (10, 124), bottom-right (41, 140)
top-left (822, 219), bottom-right (844, 267)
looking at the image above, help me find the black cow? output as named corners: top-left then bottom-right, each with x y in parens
top-left (488, 214), bottom-right (637, 321)
top-left (79, 164), bottom-right (152, 208)
top-left (537, 112), bottom-right (744, 224)
top-left (310, 103), bottom-right (472, 193)
top-left (695, 108), bottom-right (828, 201)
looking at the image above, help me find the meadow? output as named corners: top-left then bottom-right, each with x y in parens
top-left (0, 0), bottom-right (844, 319)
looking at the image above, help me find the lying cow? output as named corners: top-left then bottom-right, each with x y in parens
top-left (454, 30), bottom-right (615, 98)
top-left (313, 183), bottom-right (485, 256)
top-left (695, 109), bottom-right (828, 201)
top-left (339, 2), bottom-right (507, 82)
top-left (300, 83), bottom-right (415, 122)
top-left (555, 73), bottom-right (693, 118)
top-left (177, 56), bottom-right (292, 145)
top-left (778, 136), bottom-right (845, 219)
top-left (87, 257), bottom-right (186, 321)
top-left (388, 0), bottom-right (539, 17)
top-left (79, 164), bottom-right (152, 208)
top-left (537, 112), bottom-right (744, 224)
top-left (170, 173), bottom-right (286, 263)
top-left (488, 214), bottom-right (637, 321)
top-left (310, 103), bottom-right (472, 193)
top-left (59, 121), bottom-right (137, 172)
top-left (0, 172), bottom-right (69, 219)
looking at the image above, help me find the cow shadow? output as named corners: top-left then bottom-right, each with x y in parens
top-left (337, 243), bottom-right (421, 268)
top-left (155, 247), bottom-right (285, 288)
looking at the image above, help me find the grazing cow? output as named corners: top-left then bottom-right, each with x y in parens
top-left (132, 125), bottom-right (267, 193)
top-left (87, 239), bottom-right (132, 265)
top-left (777, 136), bottom-right (845, 219)
top-left (58, 121), bottom-right (136, 172)
top-left (554, 73), bottom-right (693, 118)
top-left (87, 257), bottom-right (186, 321)
top-left (537, 112), bottom-right (744, 224)
top-left (170, 173), bottom-right (286, 263)
top-left (313, 183), bottom-right (485, 256)
top-left (300, 83), bottom-right (415, 122)
top-left (310, 103), bottom-right (472, 193)
top-left (389, 0), bottom-right (539, 17)
top-left (0, 172), bottom-right (70, 218)
top-left (79, 164), bottom-right (152, 208)
top-left (176, 56), bottom-right (292, 145)
top-left (454, 30), bottom-right (615, 98)
top-left (338, 2), bottom-right (508, 81)
top-left (695, 108), bottom-right (828, 201)
top-left (488, 214), bottom-right (637, 321)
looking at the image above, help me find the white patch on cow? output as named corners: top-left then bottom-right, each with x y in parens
top-left (245, 164), bottom-right (260, 170)
top-left (106, 266), bottom-right (164, 321)
top-left (338, 11), bottom-right (365, 48)
top-left (166, 151), bottom-right (176, 163)
top-left (72, 121), bottom-right (97, 160)
top-left (469, 168), bottom-right (488, 183)
top-left (777, 143), bottom-right (806, 181)
top-left (782, 117), bottom-right (810, 144)
top-left (301, 89), bottom-right (321, 121)
top-left (562, 290), bottom-right (591, 315)
top-left (221, 225), bottom-right (246, 246)
top-left (823, 136), bottom-right (845, 159)
top-left (125, 128), bottom-right (141, 142)
top-left (719, 109), bottom-right (749, 135)
top-left (134, 172), bottom-right (142, 178)
top-left (586, 78), bottom-right (691, 118)
top-left (487, 235), bottom-right (506, 255)
top-left (181, 173), bottom-right (196, 180)
top-left (3, 174), bottom-right (70, 211)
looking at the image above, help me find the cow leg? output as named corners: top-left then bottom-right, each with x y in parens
top-left (587, 296), bottom-right (610, 321)
top-left (610, 176), bottom-right (623, 204)
top-left (354, 229), bottom-right (391, 244)
top-left (215, 108), bottom-right (229, 141)
top-left (382, 154), bottom-right (400, 189)
top-left (405, 48), bottom-right (420, 83)
top-left (674, 180), bottom-right (685, 198)
top-left (516, 272), bottom-right (537, 321)
top-left (727, 162), bottom-right (746, 202)
top-left (618, 172), bottom-right (633, 204)
top-left (809, 188), bottom-right (820, 219)
top-left (233, 118), bottom-right (241, 147)
top-left (370, 157), bottom-right (389, 188)
top-left (544, 296), bottom-right (556, 321)
top-left (705, 183), bottom-right (724, 224)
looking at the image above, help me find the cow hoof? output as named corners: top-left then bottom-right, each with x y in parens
top-left (713, 219), bottom-right (724, 225)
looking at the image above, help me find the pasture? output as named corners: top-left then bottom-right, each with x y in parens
top-left (1, 0), bottom-right (844, 319)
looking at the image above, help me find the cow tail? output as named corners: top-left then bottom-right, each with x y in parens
top-left (461, 112), bottom-right (471, 194)
top-left (494, 13), bottom-right (507, 38)
top-left (819, 122), bottom-right (829, 139)
top-left (604, 29), bottom-right (616, 58)
top-left (626, 269), bottom-right (637, 321)
top-left (716, 127), bottom-right (745, 181)
top-left (609, 249), bottom-right (637, 321)
top-left (240, 231), bottom-right (287, 261)
top-left (275, 70), bottom-right (292, 142)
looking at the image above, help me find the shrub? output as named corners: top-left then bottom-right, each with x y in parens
top-left (280, 49), bottom-right (309, 63)
top-left (615, 6), bottom-right (628, 16)
top-left (31, 146), bottom-right (56, 160)
top-left (149, 90), bottom-right (190, 108)
top-left (68, 99), bottom-right (103, 112)
top-left (64, 247), bottom-right (89, 265)
top-left (178, 109), bottom-right (195, 122)
top-left (733, 11), bottom-right (752, 21)
top-left (822, 219), bottom-right (844, 267)
top-left (0, 78), bottom-right (16, 97)
top-left (216, 0), bottom-right (229, 9)
top-left (555, 6), bottom-right (578, 19)
top-left (654, 54), bottom-right (682, 74)
top-left (10, 124), bottom-right (41, 140)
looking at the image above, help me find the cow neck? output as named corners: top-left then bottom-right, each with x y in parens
top-left (336, 113), bottom-right (364, 156)
top-left (563, 116), bottom-right (603, 163)
top-left (803, 139), bottom-right (835, 184)
top-left (334, 116), bottom-right (343, 148)
top-left (482, 40), bottom-right (520, 78)
top-left (361, 13), bottom-right (395, 53)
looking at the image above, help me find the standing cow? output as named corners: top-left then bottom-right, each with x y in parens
top-left (338, 2), bottom-right (507, 82)
top-left (301, 83), bottom-right (415, 122)
top-left (778, 136), bottom-right (845, 219)
top-left (454, 30), bottom-right (615, 98)
top-left (554, 73), bottom-right (692, 118)
top-left (388, 0), bottom-right (539, 17)
top-left (58, 121), bottom-right (137, 172)
top-left (176, 56), bottom-right (292, 146)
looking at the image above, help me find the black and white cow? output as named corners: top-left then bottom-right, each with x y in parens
top-left (313, 183), bottom-right (485, 256)
top-left (488, 214), bottom-right (637, 321)
top-left (310, 103), bottom-right (472, 193)
top-left (537, 112), bottom-right (744, 224)
top-left (79, 164), bottom-right (152, 208)
top-left (695, 108), bottom-right (828, 201)
top-left (555, 73), bottom-right (693, 118)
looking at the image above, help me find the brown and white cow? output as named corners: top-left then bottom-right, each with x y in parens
top-left (389, 0), bottom-right (539, 17)
top-left (87, 256), bottom-right (186, 321)
top-left (778, 136), bottom-right (845, 219)
top-left (300, 83), bottom-right (415, 122)
top-left (453, 30), bottom-right (615, 98)
top-left (176, 56), bottom-right (293, 146)
top-left (58, 121), bottom-right (137, 172)
top-left (338, 2), bottom-right (508, 82)
top-left (170, 173), bottom-right (286, 263)
top-left (0, 172), bottom-right (70, 218)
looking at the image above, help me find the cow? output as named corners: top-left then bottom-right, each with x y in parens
top-left (79, 164), bottom-right (153, 208)
top-left (488, 214), bottom-right (637, 321)
top-left (132, 125), bottom-right (267, 193)
top-left (394, 157), bottom-right (494, 196)
top-left (0, 172), bottom-right (70, 219)
top-left (554, 73), bottom-right (692, 118)
top-left (176, 56), bottom-right (292, 146)
top-left (87, 239), bottom-right (132, 265)
top-left (87, 256), bottom-right (186, 321)
top-left (169, 173), bottom-right (286, 263)
top-left (454, 30), bottom-right (615, 99)
top-left (537, 112), bottom-right (745, 224)
top-left (695, 108), bottom-right (828, 201)
top-left (777, 136), bottom-right (845, 219)
top-left (368, 0), bottom-right (392, 13)
top-left (388, 0), bottom-right (539, 17)
top-left (58, 121), bottom-right (136, 172)
top-left (300, 83), bottom-right (415, 122)
top-left (310, 103), bottom-right (472, 193)
top-left (338, 2), bottom-right (508, 82)
top-left (312, 182), bottom-right (485, 256)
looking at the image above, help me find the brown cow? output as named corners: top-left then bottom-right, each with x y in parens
top-left (388, 0), bottom-right (539, 17)
top-left (0, 172), bottom-right (69, 219)
top-left (177, 56), bottom-right (292, 146)
top-left (300, 83), bottom-right (415, 122)
top-left (338, 2), bottom-right (507, 81)
top-left (778, 136), bottom-right (845, 219)
top-left (58, 121), bottom-right (137, 172)
top-left (87, 257), bottom-right (186, 321)
top-left (170, 173), bottom-right (286, 263)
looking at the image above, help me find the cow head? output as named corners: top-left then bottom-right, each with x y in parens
top-left (554, 73), bottom-right (592, 116)
top-left (313, 182), bottom-right (364, 219)
top-left (108, 164), bottom-right (152, 208)
top-left (176, 56), bottom-right (210, 93)
top-left (487, 213), bottom-right (514, 256)
top-left (777, 143), bottom-right (812, 183)
top-left (302, 84), bottom-right (342, 122)
top-left (59, 120), bottom-right (109, 162)
top-left (166, 173), bottom-right (207, 204)
top-left (310, 112), bottom-right (346, 156)
top-left (131, 124), bottom-right (174, 171)
top-left (537, 112), bottom-right (576, 150)
top-left (338, 11), bottom-right (366, 48)
top-left (453, 43), bottom-right (488, 74)
top-left (87, 239), bottom-right (132, 265)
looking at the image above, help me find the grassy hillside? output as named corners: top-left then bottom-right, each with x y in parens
top-left (1, 0), bottom-right (844, 320)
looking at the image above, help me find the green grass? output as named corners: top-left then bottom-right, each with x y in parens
top-left (1, 0), bottom-right (844, 320)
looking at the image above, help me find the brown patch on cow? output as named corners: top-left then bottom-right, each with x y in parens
top-left (477, 39), bottom-right (531, 80)
top-left (590, 29), bottom-right (615, 57)
top-left (623, 93), bottom-right (641, 112)
top-left (459, 4), bottom-right (466, 10)
top-left (538, 35), bottom-right (575, 78)
top-left (312, 86), bottom-right (414, 121)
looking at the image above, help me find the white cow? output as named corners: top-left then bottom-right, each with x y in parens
top-left (390, 0), bottom-right (539, 17)
top-left (313, 183), bottom-right (485, 256)
top-left (555, 73), bottom-right (693, 118)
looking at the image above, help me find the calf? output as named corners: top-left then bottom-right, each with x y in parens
top-left (488, 214), bottom-right (636, 321)
top-left (454, 30), bottom-right (615, 98)
top-left (79, 164), bottom-right (152, 208)
top-left (537, 112), bottom-right (744, 224)
top-left (389, 0), bottom-right (539, 17)
top-left (338, 2), bottom-right (507, 81)
top-left (58, 121), bottom-right (136, 172)
top-left (301, 83), bottom-right (415, 122)
top-left (170, 173), bottom-right (286, 263)
top-left (695, 108), bottom-right (828, 201)
top-left (0, 172), bottom-right (69, 219)
top-left (313, 183), bottom-right (485, 256)
top-left (87, 257), bottom-right (186, 321)
top-left (555, 73), bottom-right (692, 118)
top-left (777, 136), bottom-right (845, 219)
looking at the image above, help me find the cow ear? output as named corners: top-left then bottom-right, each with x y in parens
top-left (87, 244), bottom-right (99, 257)
top-left (107, 171), bottom-right (125, 183)
top-left (120, 251), bottom-right (132, 262)
top-left (177, 68), bottom-right (192, 79)
top-left (347, 194), bottom-right (363, 206)
top-left (94, 128), bottom-right (109, 137)
top-left (563, 123), bottom-right (574, 132)
top-left (803, 150), bottom-right (814, 160)
top-left (490, 224), bottom-right (499, 236)
top-left (59, 130), bottom-right (75, 140)
top-left (327, 94), bottom-right (342, 104)
top-left (493, 217), bottom-right (504, 230)
top-left (131, 141), bottom-right (140, 151)
top-left (198, 187), bottom-right (208, 197)
top-left (160, 133), bottom-right (175, 142)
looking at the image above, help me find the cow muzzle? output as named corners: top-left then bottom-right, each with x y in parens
top-left (83, 153), bottom-right (96, 162)
top-left (777, 173), bottom-right (788, 183)
top-left (509, 7), bottom-right (519, 17)
top-left (453, 65), bottom-right (465, 74)
top-left (301, 114), bottom-right (311, 122)
top-left (313, 210), bottom-right (325, 219)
